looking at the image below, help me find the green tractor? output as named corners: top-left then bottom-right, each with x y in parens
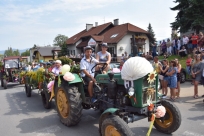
top-left (54, 57), bottom-right (181, 136)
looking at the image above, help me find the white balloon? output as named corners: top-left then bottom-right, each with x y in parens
top-left (121, 57), bottom-right (153, 81)
top-left (60, 64), bottom-right (70, 75)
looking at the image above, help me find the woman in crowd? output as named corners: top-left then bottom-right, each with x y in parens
top-left (175, 58), bottom-right (181, 99)
top-left (191, 54), bottom-right (202, 98)
top-left (160, 59), bottom-right (169, 96)
top-left (96, 43), bottom-right (111, 74)
top-left (166, 60), bottom-right (177, 101)
top-left (198, 32), bottom-right (204, 47)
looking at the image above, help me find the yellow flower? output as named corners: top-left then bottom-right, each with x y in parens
top-left (147, 71), bottom-right (157, 84)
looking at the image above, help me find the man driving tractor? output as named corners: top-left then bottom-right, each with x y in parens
top-left (80, 46), bottom-right (99, 103)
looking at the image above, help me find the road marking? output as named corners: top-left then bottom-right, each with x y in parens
top-left (182, 131), bottom-right (204, 136)
top-left (31, 125), bottom-right (61, 136)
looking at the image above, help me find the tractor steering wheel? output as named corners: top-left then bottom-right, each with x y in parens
top-left (91, 63), bottom-right (108, 74)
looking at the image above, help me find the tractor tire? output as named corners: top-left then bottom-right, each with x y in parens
top-left (26, 85), bottom-right (32, 97)
top-left (1, 79), bottom-right (3, 87)
top-left (41, 89), bottom-right (52, 109)
top-left (180, 71), bottom-right (186, 83)
top-left (154, 100), bottom-right (181, 134)
top-left (3, 79), bottom-right (7, 89)
top-left (101, 115), bottom-right (134, 136)
top-left (55, 85), bottom-right (82, 127)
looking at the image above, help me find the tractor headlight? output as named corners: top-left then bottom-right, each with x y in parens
top-left (128, 87), bottom-right (135, 96)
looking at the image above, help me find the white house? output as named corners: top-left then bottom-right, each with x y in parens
top-left (66, 19), bottom-right (151, 61)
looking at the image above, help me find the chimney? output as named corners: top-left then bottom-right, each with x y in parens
top-left (86, 24), bottom-right (93, 31)
top-left (95, 22), bottom-right (98, 27)
top-left (113, 19), bottom-right (119, 26)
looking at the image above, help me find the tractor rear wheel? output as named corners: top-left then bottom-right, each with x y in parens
top-left (56, 85), bottom-right (82, 126)
top-left (26, 85), bottom-right (32, 97)
top-left (3, 79), bottom-right (7, 89)
top-left (41, 89), bottom-right (52, 109)
top-left (1, 78), bottom-right (3, 87)
top-left (154, 100), bottom-right (181, 134)
top-left (101, 115), bottom-right (134, 136)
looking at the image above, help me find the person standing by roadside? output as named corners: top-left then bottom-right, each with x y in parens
top-left (192, 32), bottom-right (199, 49)
top-left (198, 32), bottom-right (204, 48)
top-left (200, 51), bottom-right (204, 97)
top-left (187, 33), bottom-right (193, 54)
top-left (186, 55), bottom-right (193, 77)
top-left (160, 59), bottom-right (169, 96)
top-left (166, 38), bottom-right (172, 56)
top-left (161, 40), bottom-right (167, 55)
top-left (166, 60), bottom-right (177, 101)
top-left (177, 37), bottom-right (181, 55)
top-left (175, 59), bottom-right (181, 99)
top-left (151, 42), bottom-right (157, 58)
top-left (191, 54), bottom-right (202, 98)
top-left (182, 35), bottom-right (189, 49)
top-left (172, 38), bottom-right (177, 55)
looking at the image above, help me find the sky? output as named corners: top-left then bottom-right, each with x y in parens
top-left (0, 0), bottom-right (178, 50)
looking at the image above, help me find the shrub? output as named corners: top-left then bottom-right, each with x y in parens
top-left (57, 56), bottom-right (72, 65)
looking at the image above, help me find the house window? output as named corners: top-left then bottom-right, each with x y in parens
top-left (73, 50), bottom-right (75, 56)
top-left (108, 47), bottom-right (115, 56)
top-left (110, 34), bottom-right (118, 38)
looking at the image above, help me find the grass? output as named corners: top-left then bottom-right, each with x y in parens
top-left (158, 55), bottom-right (187, 69)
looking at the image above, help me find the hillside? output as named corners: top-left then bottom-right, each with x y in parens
top-left (0, 48), bottom-right (29, 55)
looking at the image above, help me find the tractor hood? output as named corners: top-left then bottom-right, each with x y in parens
top-left (95, 73), bottom-right (124, 85)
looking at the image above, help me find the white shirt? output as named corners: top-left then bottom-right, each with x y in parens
top-left (182, 37), bottom-right (189, 45)
top-left (80, 56), bottom-right (99, 77)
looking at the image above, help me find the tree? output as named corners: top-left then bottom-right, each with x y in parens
top-left (58, 42), bottom-right (68, 57)
top-left (147, 23), bottom-right (156, 44)
top-left (13, 49), bottom-right (20, 56)
top-left (4, 47), bottom-right (20, 57)
top-left (21, 49), bottom-right (30, 56)
top-left (171, 0), bottom-right (204, 33)
top-left (53, 34), bottom-right (68, 46)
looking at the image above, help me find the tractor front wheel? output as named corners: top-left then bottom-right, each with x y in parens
top-left (101, 115), bottom-right (134, 136)
top-left (154, 100), bottom-right (181, 134)
top-left (26, 85), bottom-right (32, 97)
top-left (41, 89), bottom-right (52, 109)
top-left (3, 79), bottom-right (7, 89)
top-left (56, 85), bottom-right (82, 126)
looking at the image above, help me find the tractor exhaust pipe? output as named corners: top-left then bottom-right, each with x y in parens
top-left (125, 114), bottom-right (146, 123)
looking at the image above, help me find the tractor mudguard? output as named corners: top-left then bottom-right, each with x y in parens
top-left (99, 108), bottom-right (119, 133)
top-left (69, 74), bottom-right (83, 84)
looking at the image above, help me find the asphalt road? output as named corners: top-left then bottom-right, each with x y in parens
top-left (0, 82), bottom-right (204, 136)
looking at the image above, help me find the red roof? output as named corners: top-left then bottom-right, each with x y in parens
top-left (103, 23), bottom-right (148, 44)
top-left (66, 22), bottom-right (148, 46)
top-left (66, 30), bottom-right (87, 45)
top-left (91, 35), bottom-right (104, 42)
top-left (81, 22), bottom-right (112, 37)
top-left (66, 22), bottom-right (112, 45)
top-left (4, 56), bottom-right (21, 60)
top-left (76, 41), bottom-right (88, 48)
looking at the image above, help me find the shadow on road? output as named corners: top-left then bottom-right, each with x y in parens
top-left (188, 115), bottom-right (204, 121)
top-left (4, 87), bottom-right (55, 115)
top-left (16, 110), bottom-right (101, 136)
top-left (131, 127), bottom-right (173, 136)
